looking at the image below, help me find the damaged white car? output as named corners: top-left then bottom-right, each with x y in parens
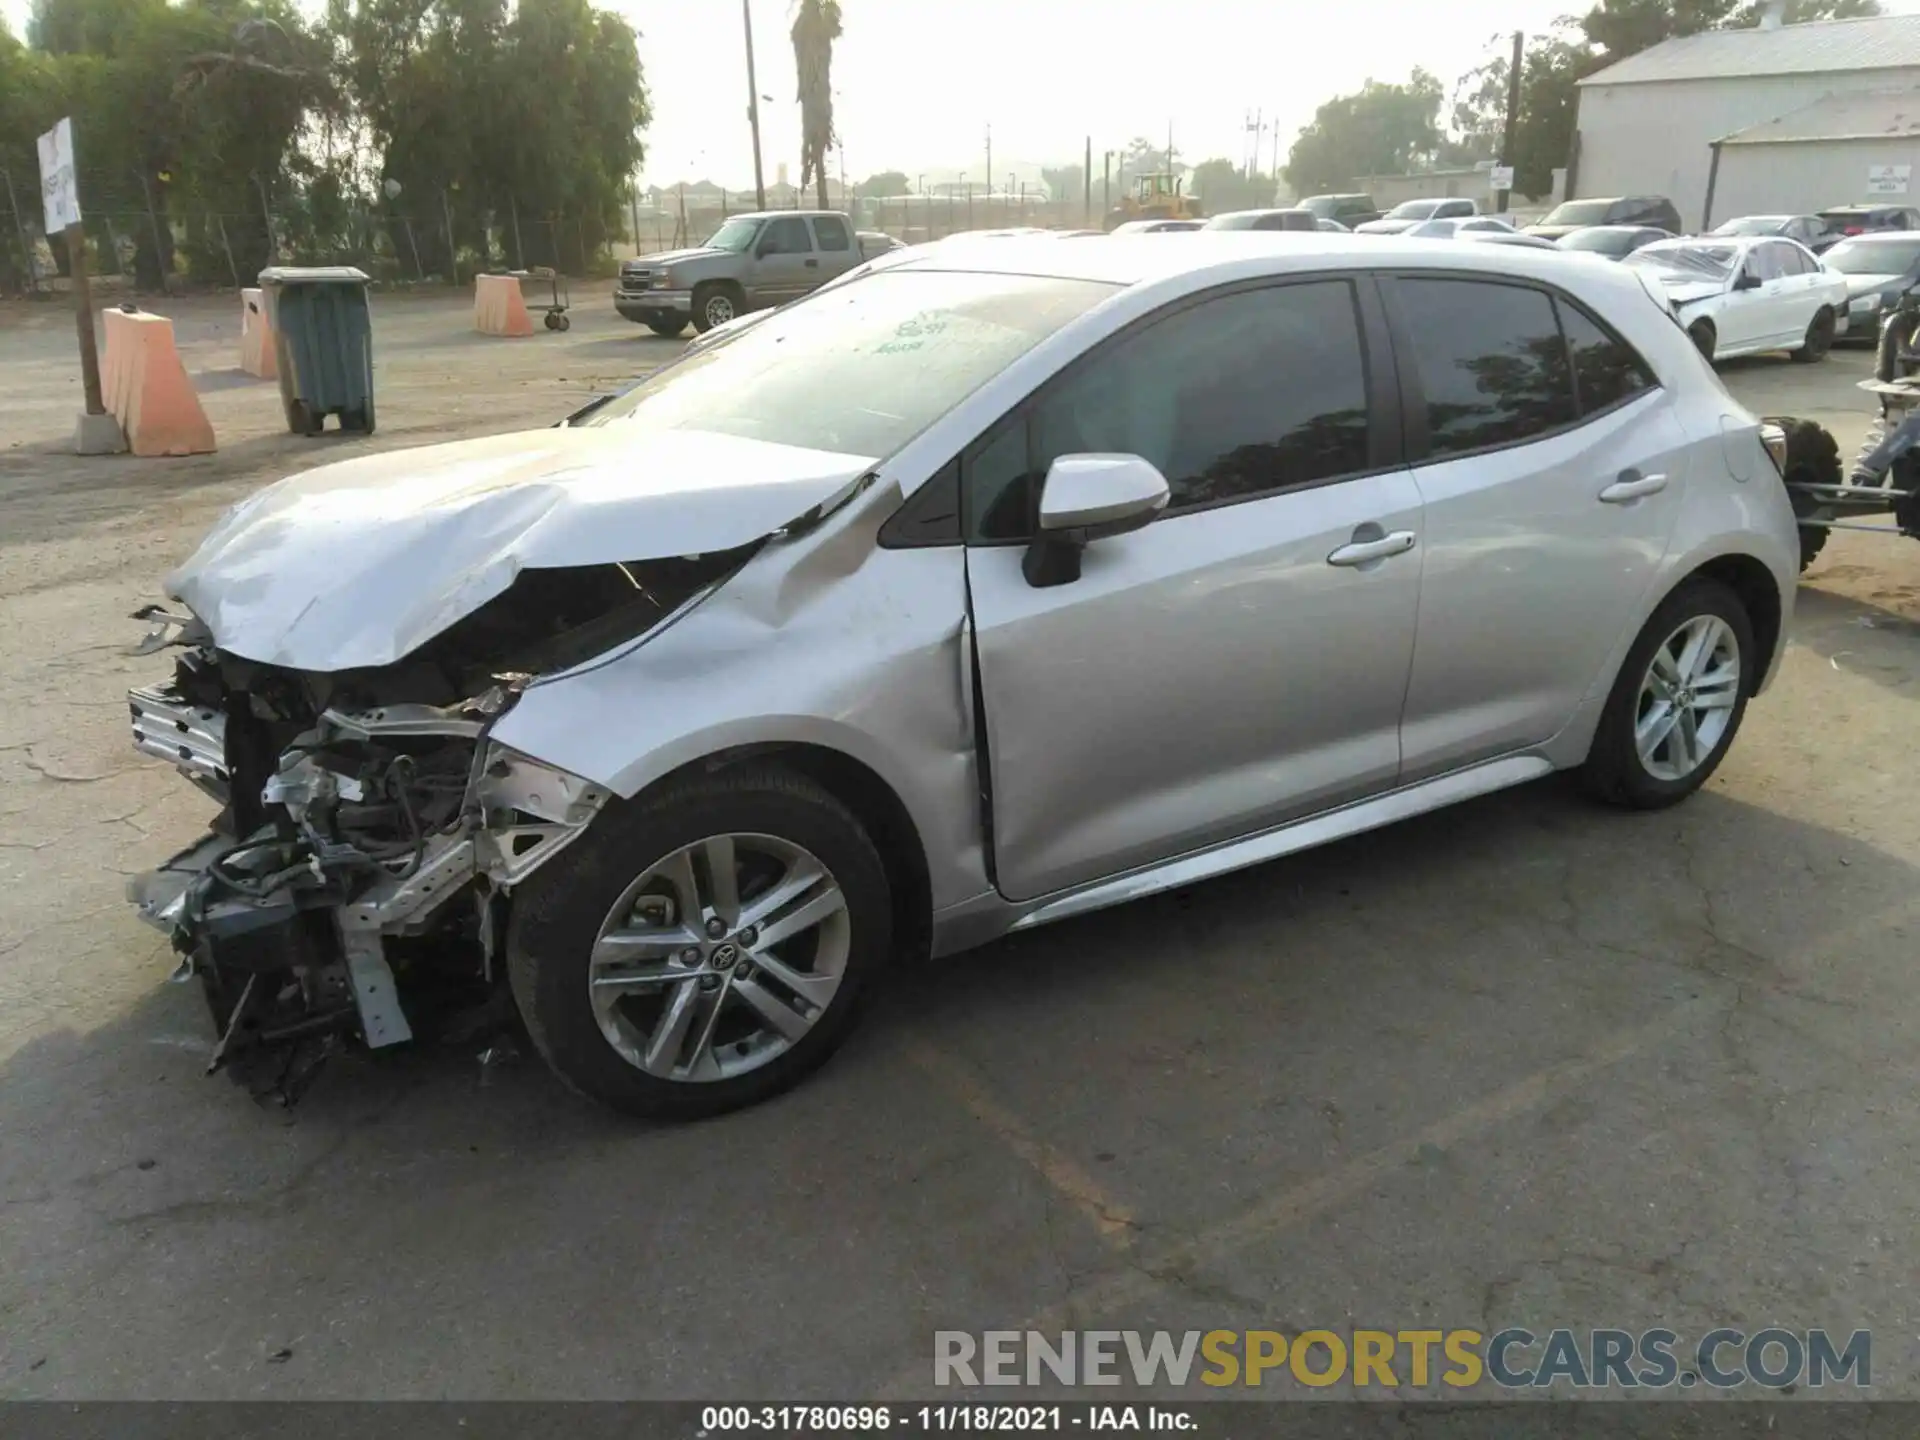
top-left (129, 237), bottom-right (1797, 1118)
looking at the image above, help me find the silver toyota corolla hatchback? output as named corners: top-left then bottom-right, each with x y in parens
top-left (128, 236), bottom-right (1799, 1117)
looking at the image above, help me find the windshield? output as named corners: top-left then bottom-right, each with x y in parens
top-left (1386, 199), bottom-right (1443, 220)
top-left (1824, 237), bottom-right (1920, 276)
top-left (705, 217), bottom-right (762, 253)
top-left (1626, 243), bottom-right (1736, 281)
top-left (1541, 199), bottom-right (1615, 226)
top-left (1711, 217), bottom-right (1786, 237)
top-left (583, 270), bottom-right (1114, 458)
top-left (1559, 228), bottom-right (1638, 256)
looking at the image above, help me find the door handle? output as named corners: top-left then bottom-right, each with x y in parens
top-left (1598, 471), bottom-right (1668, 504)
top-left (805, 258), bottom-right (819, 268)
top-left (1326, 530), bottom-right (1417, 567)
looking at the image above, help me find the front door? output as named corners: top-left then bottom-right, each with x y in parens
top-left (965, 278), bottom-right (1423, 902)
top-left (1383, 276), bottom-right (1690, 780)
top-left (750, 216), bottom-right (817, 305)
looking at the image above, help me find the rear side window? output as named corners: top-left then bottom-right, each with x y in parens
top-left (1556, 300), bottom-right (1655, 416)
top-left (1395, 279), bottom-right (1574, 458)
top-left (812, 215), bottom-right (852, 251)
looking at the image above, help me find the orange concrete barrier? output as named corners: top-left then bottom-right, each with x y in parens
top-left (101, 309), bottom-right (216, 457)
top-left (240, 287), bottom-right (277, 379)
top-left (474, 273), bottom-right (535, 337)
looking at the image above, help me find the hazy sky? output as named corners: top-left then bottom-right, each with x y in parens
top-left (8, 0), bottom-right (1920, 189)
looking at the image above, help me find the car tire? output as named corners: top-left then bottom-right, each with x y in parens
top-left (1792, 307), bottom-right (1835, 363)
top-left (507, 765), bottom-right (892, 1120)
top-left (1765, 414), bottom-right (1840, 572)
top-left (692, 283), bottom-right (743, 334)
top-left (1580, 577), bottom-right (1756, 811)
top-left (646, 318), bottom-right (687, 338)
top-left (1688, 320), bottom-right (1717, 363)
top-left (1876, 308), bottom-right (1920, 382)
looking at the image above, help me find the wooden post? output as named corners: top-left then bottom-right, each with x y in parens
top-left (404, 216), bottom-right (425, 281)
top-left (65, 220), bottom-right (104, 415)
top-left (442, 189), bottom-right (458, 283)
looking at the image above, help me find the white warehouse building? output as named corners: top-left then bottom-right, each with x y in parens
top-left (1573, 11), bottom-right (1920, 230)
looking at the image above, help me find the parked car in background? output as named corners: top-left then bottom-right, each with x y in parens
top-left (1298, 193), bottom-right (1380, 227)
top-left (1204, 208), bottom-right (1319, 232)
top-left (1625, 235), bottom-right (1846, 362)
top-left (131, 234), bottom-right (1799, 1118)
top-left (615, 210), bottom-right (864, 335)
top-left (1817, 203), bottom-right (1920, 238)
top-left (1462, 231), bottom-right (1562, 251)
top-left (1556, 225), bottom-right (1674, 261)
top-left (1316, 218), bottom-right (1350, 233)
top-left (1818, 231), bottom-right (1920, 339)
top-left (1527, 196), bottom-right (1683, 241)
top-left (1403, 216), bottom-right (1516, 240)
top-left (1356, 198), bottom-right (1480, 235)
top-left (857, 231), bottom-right (906, 259)
top-left (1710, 214), bottom-right (1838, 253)
top-left (1111, 218), bottom-right (1205, 234)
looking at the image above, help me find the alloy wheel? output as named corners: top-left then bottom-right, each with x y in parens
top-left (588, 833), bottom-right (849, 1082)
top-left (1634, 615), bottom-right (1742, 782)
top-left (704, 293), bottom-right (736, 328)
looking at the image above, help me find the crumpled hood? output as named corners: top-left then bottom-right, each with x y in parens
top-left (1651, 277), bottom-right (1728, 306)
top-left (168, 427), bottom-right (874, 672)
top-left (627, 246), bottom-right (725, 268)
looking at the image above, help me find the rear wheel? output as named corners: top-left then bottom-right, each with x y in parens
top-left (1792, 306), bottom-right (1835, 363)
top-left (1581, 578), bottom-right (1755, 810)
top-left (1688, 320), bottom-right (1717, 363)
top-left (507, 766), bottom-right (891, 1119)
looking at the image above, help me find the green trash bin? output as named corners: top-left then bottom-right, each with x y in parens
top-left (259, 266), bottom-right (375, 437)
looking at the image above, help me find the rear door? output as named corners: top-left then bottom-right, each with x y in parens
top-left (965, 276), bottom-right (1422, 901)
top-left (1757, 240), bottom-right (1815, 344)
top-left (750, 216), bottom-right (817, 304)
top-left (1385, 275), bottom-right (1688, 778)
top-left (807, 215), bottom-right (860, 287)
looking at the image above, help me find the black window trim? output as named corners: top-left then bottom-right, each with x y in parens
top-left (1379, 270), bottom-right (1662, 469)
top-left (956, 270), bottom-right (1403, 548)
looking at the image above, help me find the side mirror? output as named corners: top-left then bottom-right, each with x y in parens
top-left (1022, 453), bottom-right (1170, 588)
top-left (1734, 270), bottom-right (1762, 291)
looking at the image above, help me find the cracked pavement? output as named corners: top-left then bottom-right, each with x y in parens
top-left (0, 299), bottom-right (1917, 1400)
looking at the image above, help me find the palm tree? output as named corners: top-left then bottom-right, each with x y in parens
top-left (791, 0), bottom-right (841, 209)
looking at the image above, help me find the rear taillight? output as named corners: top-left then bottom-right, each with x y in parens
top-left (1845, 226), bottom-right (1864, 236)
top-left (1760, 422), bottom-right (1788, 476)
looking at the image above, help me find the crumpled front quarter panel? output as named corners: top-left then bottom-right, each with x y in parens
top-left (492, 480), bottom-right (989, 911)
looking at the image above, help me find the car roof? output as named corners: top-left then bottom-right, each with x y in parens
top-left (1577, 224), bottom-right (1667, 235)
top-left (877, 231), bottom-right (1669, 290)
top-left (1822, 203), bottom-right (1904, 216)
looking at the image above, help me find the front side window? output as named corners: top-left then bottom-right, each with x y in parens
top-left (760, 217), bottom-right (812, 255)
top-left (584, 270), bottom-right (1115, 460)
top-left (966, 281), bottom-right (1373, 541)
top-left (1395, 279), bottom-right (1574, 458)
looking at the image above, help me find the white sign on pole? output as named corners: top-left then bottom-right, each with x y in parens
top-left (1867, 164), bottom-right (1911, 197)
top-left (37, 117), bottom-right (80, 232)
top-left (1490, 165), bottom-right (1516, 193)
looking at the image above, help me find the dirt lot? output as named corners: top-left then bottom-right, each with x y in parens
top-left (0, 292), bottom-right (1917, 1402)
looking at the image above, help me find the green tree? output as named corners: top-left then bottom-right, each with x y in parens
top-left (790, 0), bottom-right (840, 210)
top-left (1187, 157), bottom-right (1271, 214)
top-left (1284, 70), bottom-right (1444, 194)
top-left (1579, 0), bottom-right (1879, 58)
top-left (857, 169), bottom-right (908, 198)
top-left (1448, 32), bottom-right (1590, 196)
top-left (1041, 162), bottom-right (1084, 205)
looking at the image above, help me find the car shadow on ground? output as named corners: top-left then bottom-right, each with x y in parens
top-left (3, 776), bottom-right (1912, 1176)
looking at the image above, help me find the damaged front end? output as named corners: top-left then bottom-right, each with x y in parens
top-left (124, 551), bottom-right (744, 1102)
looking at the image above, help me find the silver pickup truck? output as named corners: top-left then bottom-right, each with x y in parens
top-left (615, 210), bottom-right (865, 336)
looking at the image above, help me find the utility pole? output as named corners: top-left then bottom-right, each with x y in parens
top-left (1498, 29), bottom-right (1524, 215)
top-left (1103, 150), bottom-right (1112, 215)
top-left (1083, 135), bottom-right (1092, 225)
top-left (1166, 121), bottom-right (1174, 175)
top-left (743, 0), bottom-right (768, 210)
top-left (985, 124), bottom-right (992, 203)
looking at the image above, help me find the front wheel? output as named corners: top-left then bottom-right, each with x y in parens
top-left (646, 318), bottom-right (687, 338)
top-left (1688, 320), bottom-right (1717, 364)
top-left (691, 283), bottom-right (741, 334)
top-left (507, 766), bottom-right (892, 1119)
top-left (1792, 306), bottom-right (1835, 363)
top-left (1580, 578), bottom-right (1756, 810)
